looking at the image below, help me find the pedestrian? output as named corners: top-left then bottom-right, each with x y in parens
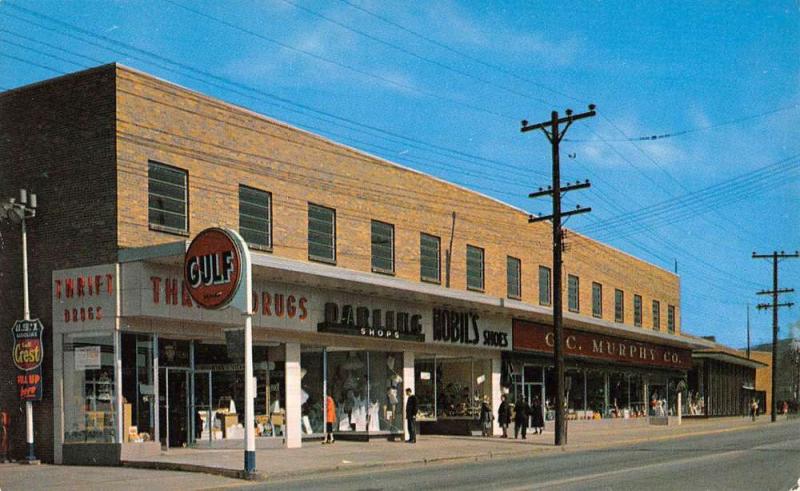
top-left (531, 396), bottom-right (545, 435)
top-left (514, 397), bottom-right (530, 439)
top-left (405, 388), bottom-right (418, 443)
top-left (498, 394), bottom-right (511, 438)
top-left (324, 394), bottom-right (336, 444)
top-left (750, 398), bottom-right (758, 421)
top-left (480, 396), bottom-right (493, 437)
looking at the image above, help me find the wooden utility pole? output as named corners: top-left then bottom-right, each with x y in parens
top-left (753, 250), bottom-right (798, 422)
top-left (522, 105), bottom-right (595, 446)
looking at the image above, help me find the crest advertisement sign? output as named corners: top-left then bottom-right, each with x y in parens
top-left (12, 319), bottom-right (44, 401)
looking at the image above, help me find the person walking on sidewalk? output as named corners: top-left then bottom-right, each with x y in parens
top-left (531, 396), bottom-right (545, 435)
top-left (498, 394), bottom-right (511, 438)
top-left (514, 397), bottom-right (530, 439)
top-left (405, 388), bottom-right (418, 443)
top-left (480, 396), bottom-right (493, 437)
top-left (750, 398), bottom-right (759, 421)
top-left (324, 394), bottom-right (336, 444)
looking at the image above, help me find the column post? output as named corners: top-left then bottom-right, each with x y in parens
top-left (284, 343), bottom-right (302, 449)
top-left (403, 351), bottom-right (415, 441)
top-left (491, 355), bottom-right (502, 436)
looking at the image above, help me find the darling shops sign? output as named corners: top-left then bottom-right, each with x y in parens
top-left (317, 302), bottom-right (425, 342)
top-left (513, 319), bottom-right (692, 370)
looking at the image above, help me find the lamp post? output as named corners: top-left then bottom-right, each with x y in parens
top-left (3, 188), bottom-right (39, 463)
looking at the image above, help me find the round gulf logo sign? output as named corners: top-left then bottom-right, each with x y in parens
top-left (184, 228), bottom-right (243, 310)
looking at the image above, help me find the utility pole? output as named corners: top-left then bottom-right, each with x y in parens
top-left (522, 105), bottom-right (595, 446)
top-left (746, 304), bottom-right (751, 359)
top-left (753, 250), bottom-right (798, 422)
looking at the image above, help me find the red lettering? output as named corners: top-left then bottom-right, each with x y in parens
top-left (150, 276), bottom-right (161, 304)
top-left (55, 280), bottom-right (62, 299)
top-left (77, 276), bottom-right (85, 297)
top-left (287, 295), bottom-right (296, 318)
top-left (298, 297), bottom-right (308, 320)
top-left (65, 278), bottom-right (74, 298)
top-left (96, 306), bottom-right (103, 320)
top-left (165, 278), bottom-right (178, 305)
top-left (262, 292), bottom-right (272, 316)
top-left (274, 294), bottom-right (284, 317)
top-left (71, 309), bottom-right (78, 322)
top-left (64, 309), bottom-right (70, 322)
top-left (106, 274), bottom-right (114, 295)
top-left (95, 275), bottom-right (103, 295)
top-left (87, 307), bottom-right (94, 320)
top-left (252, 292), bottom-right (259, 314)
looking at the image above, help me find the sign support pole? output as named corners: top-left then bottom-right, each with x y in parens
top-left (21, 209), bottom-right (37, 463)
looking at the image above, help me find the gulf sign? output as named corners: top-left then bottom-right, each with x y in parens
top-left (184, 228), bottom-right (243, 310)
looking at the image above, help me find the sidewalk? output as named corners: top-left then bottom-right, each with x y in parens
top-left (122, 416), bottom-right (785, 481)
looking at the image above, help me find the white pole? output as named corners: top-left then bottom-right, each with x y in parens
top-left (21, 215), bottom-right (36, 462)
top-left (243, 313), bottom-right (255, 474)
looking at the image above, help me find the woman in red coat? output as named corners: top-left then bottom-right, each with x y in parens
top-left (324, 395), bottom-right (336, 444)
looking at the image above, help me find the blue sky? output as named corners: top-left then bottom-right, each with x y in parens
top-left (1, 0), bottom-right (798, 348)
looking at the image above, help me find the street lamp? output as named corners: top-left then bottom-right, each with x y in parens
top-left (3, 188), bottom-right (39, 463)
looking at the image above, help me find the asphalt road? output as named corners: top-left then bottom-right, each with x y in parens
top-left (241, 420), bottom-right (800, 491)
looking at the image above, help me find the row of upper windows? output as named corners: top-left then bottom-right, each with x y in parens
top-left (148, 161), bottom-right (676, 332)
top-left (564, 274), bottom-right (675, 333)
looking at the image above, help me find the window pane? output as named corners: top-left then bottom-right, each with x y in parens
top-left (466, 245), bottom-right (484, 290)
top-left (538, 266), bottom-right (551, 306)
top-left (614, 289), bottom-right (624, 322)
top-left (507, 256), bottom-right (521, 298)
top-left (371, 220), bottom-right (394, 273)
top-left (420, 233), bottom-right (440, 282)
top-left (148, 161), bottom-right (187, 232)
top-left (308, 204), bottom-right (335, 262)
top-left (652, 301), bottom-right (661, 331)
top-left (668, 305), bottom-right (675, 333)
top-left (634, 294), bottom-right (642, 327)
top-left (568, 275), bottom-right (580, 312)
top-left (239, 185), bottom-right (271, 248)
top-left (592, 283), bottom-right (603, 318)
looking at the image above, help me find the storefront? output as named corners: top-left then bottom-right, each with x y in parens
top-left (51, 255), bottom-right (511, 464)
top-left (509, 319), bottom-right (693, 421)
top-left (688, 350), bottom-right (767, 417)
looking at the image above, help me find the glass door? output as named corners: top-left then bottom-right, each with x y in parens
top-left (159, 367), bottom-right (191, 448)
top-left (191, 370), bottom-right (212, 447)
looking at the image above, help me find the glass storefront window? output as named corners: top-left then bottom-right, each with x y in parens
top-left (368, 352), bottom-right (404, 432)
top-left (630, 375), bottom-right (646, 417)
top-left (63, 333), bottom-right (117, 443)
top-left (121, 333), bottom-right (155, 443)
top-left (609, 372), bottom-right (628, 416)
top-left (300, 347), bottom-right (325, 435)
top-left (414, 356), bottom-right (437, 421)
top-left (586, 370), bottom-right (606, 416)
top-left (436, 357), bottom-right (488, 419)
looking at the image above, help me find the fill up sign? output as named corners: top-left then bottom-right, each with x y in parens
top-left (12, 319), bottom-right (44, 401)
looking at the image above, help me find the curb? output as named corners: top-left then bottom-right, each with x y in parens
top-left (122, 420), bottom-right (791, 482)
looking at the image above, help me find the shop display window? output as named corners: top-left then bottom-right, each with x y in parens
top-left (300, 347), bottom-right (325, 435)
top-left (414, 356), bottom-right (437, 420)
top-left (121, 333), bottom-right (155, 443)
top-left (629, 375), bottom-right (646, 417)
top-left (566, 369), bottom-right (585, 416)
top-left (436, 357), bottom-right (491, 419)
top-left (586, 370), bottom-right (606, 416)
top-left (63, 332), bottom-right (117, 443)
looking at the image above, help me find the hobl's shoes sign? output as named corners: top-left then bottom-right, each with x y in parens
top-left (12, 319), bottom-right (44, 401)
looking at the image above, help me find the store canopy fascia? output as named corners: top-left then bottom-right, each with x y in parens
top-left (691, 350), bottom-right (767, 369)
top-left (119, 241), bottom-right (697, 350)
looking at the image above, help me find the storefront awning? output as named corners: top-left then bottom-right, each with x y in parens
top-left (692, 350), bottom-right (767, 369)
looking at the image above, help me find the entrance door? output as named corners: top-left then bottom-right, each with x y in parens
top-left (191, 370), bottom-right (213, 447)
top-left (524, 383), bottom-right (545, 421)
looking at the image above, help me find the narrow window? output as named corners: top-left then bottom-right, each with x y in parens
top-left (633, 294), bottom-right (642, 327)
top-left (668, 305), bottom-right (676, 333)
top-left (652, 300), bottom-right (661, 331)
top-left (148, 161), bottom-right (187, 234)
top-left (592, 282), bottom-right (603, 318)
top-left (614, 289), bottom-right (624, 323)
top-left (538, 266), bottom-right (551, 306)
top-left (420, 233), bottom-right (441, 283)
top-left (466, 245), bottom-right (484, 291)
top-left (507, 256), bottom-right (521, 299)
top-left (239, 185), bottom-right (272, 249)
top-left (371, 220), bottom-right (394, 273)
top-left (308, 203), bottom-right (336, 263)
top-left (567, 275), bottom-right (580, 313)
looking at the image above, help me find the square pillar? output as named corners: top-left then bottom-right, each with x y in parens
top-left (285, 343), bottom-right (302, 449)
top-left (491, 355), bottom-right (502, 436)
top-left (403, 351), bottom-right (415, 441)
top-left (52, 328), bottom-right (63, 464)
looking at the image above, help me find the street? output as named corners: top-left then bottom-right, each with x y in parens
top-left (246, 420), bottom-right (800, 491)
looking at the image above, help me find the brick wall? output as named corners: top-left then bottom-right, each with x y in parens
top-left (115, 64), bottom-right (680, 334)
top-left (0, 65), bottom-right (117, 462)
top-left (750, 350), bottom-right (773, 414)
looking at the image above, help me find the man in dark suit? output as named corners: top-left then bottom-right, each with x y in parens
top-left (405, 388), bottom-right (418, 443)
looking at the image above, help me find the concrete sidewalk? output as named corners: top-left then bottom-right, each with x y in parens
top-left (122, 416), bottom-right (784, 481)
